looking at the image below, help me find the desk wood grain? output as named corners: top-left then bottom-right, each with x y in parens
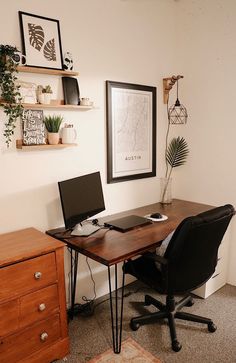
top-left (47, 199), bottom-right (213, 266)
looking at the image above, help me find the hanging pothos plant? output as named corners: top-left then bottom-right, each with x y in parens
top-left (0, 44), bottom-right (23, 147)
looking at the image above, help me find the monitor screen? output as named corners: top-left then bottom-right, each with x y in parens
top-left (58, 172), bottom-right (105, 229)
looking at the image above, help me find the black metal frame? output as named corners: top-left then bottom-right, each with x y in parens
top-left (68, 248), bottom-right (125, 353)
top-left (106, 80), bottom-right (156, 184)
top-left (18, 11), bottom-right (64, 70)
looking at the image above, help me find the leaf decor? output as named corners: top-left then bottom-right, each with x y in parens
top-left (28, 23), bottom-right (44, 51)
top-left (161, 136), bottom-right (189, 204)
top-left (166, 137), bottom-right (189, 169)
top-left (43, 39), bottom-right (56, 61)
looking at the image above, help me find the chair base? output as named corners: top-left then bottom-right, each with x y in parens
top-left (130, 294), bottom-right (217, 352)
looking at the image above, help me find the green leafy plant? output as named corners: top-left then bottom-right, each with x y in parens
top-left (165, 136), bottom-right (189, 178)
top-left (44, 115), bottom-right (63, 133)
top-left (42, 85), bottom-right (52, 94)
top-left (161, 136), bottom-right (189, 203)
top-left (0, 44), bottom-right (23, 147)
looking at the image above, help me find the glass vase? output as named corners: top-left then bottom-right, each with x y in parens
top-left (160, 177), bottom-right (172, 204)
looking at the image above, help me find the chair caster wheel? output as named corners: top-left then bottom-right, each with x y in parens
top-left (172, 340), bottom-right (182, 352)
top-left (186, 297), bottom-right (194, 307)
top-left (208, 322), bottom-right (217, 332)
top-left (130, 320), bottom-right (140, 331)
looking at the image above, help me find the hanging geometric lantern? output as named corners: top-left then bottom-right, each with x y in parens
top-left (168, 79), bottom-right (188, 124)
top-left (163, 75), bottom-right (188, 125)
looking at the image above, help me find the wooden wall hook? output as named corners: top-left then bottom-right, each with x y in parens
top-left (163, 75), bottom-right (183, 104)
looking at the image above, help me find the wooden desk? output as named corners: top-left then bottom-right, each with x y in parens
top-left (47, 199), bottom-right (213, 353)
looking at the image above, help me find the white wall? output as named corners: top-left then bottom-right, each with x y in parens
top-left (0, 0), bottom-right (178, 303)
top-left (173, 0), bottom-right (236, 284)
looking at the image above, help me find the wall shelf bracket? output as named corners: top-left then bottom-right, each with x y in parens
top-left (163, 75), bottom-right (183, 104)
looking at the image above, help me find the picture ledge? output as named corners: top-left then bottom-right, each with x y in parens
top-left (0, 101), bottom-right (93, 110)
top-left (16, 139), bottom-right (78, 150)
top-left (17, 65), bottom-right (79, 77)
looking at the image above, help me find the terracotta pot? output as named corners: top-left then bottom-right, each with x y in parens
top-left (48, 132), bottom-right (59, 145)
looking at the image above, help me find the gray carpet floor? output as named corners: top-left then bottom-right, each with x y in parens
top-left (59, 283), bottom-right (236, 363)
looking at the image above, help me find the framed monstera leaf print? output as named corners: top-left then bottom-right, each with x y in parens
top-left (19, 12), bottom-right (63, 70)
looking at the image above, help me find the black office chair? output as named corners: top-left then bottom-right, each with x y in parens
top-left (124, 204), bottom-right (235, 352)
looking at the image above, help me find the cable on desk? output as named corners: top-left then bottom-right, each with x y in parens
top-left (85, 256), bottom-right (96, 300)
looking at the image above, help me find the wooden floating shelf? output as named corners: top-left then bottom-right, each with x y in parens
top-left (17, 66), bottom-right (79, 77)
top-left (0, 102), bottom-right (93, 110)
top-left (16, 140), bottom-right (77, 150)
top-left (21, 103), bottom-right (93, 110)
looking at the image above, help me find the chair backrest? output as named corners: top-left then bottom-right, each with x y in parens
top-left (164, 204), bottom-right (235, 294)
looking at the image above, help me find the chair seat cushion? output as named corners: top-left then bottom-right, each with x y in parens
top-left (124, 256), bottom-right (164, 293)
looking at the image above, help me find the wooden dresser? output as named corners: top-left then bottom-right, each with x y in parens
top-left (0, 228), bottom-right (69, 363)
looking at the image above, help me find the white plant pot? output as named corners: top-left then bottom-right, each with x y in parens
top-left (61, 127), bottom-right (77, 144)
top-left (38, 93), bottom-right (52, 104)
top-left (48, 132), bottom-right (59, 145)
top-left (43, 93), bottom-right (52, 104)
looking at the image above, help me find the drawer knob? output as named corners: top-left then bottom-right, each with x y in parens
top-left (34, 271), bottom-right (42, 280)
top-left (38, 303), bottom-right (46, 311)
top-left (40, 332), bottom-right (48, 342)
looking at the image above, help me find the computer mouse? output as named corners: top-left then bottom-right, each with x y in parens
top-left (150, 212), bottom-right (162, 219)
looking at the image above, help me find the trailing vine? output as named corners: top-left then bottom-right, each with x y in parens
top-left (0, 44), bottom-right (23, 147)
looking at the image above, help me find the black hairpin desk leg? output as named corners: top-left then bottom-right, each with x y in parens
top-left (68, 248), bottom-right (79, 319)
top-left (108, 262), bottom-right (125, 354)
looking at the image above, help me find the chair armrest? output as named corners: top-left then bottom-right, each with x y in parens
top-left (143, 251), bottom-right (168, 265)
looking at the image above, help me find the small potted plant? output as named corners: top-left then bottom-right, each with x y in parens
top-left (38, 85), bottom-right (53, 104)
top-left (44, 115), bottom-right (63, 145)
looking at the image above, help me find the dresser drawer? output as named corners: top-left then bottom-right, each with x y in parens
top-left (0, 253), bottom-right (57, 302)
top-left (0, 228), bottom-right (68, 363)
top-left (0, 314), bottom-right (61, 363)
top-left (0, 299), bottom-right (19, 337)
top-left (20, 284), bottom-right (59, 328)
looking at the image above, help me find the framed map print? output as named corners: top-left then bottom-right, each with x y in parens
top-left (19, 11), bottom-right (63, 70)
top-left (106, 81), bottom-right (156, 183)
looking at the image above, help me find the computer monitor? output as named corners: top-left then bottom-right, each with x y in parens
top-left (58, 171), bottom-right (105, 235)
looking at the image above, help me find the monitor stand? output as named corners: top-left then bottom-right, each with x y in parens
top-left (71, 221), bottom-right (100, 237)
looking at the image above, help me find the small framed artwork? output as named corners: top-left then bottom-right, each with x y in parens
top-left (19, 11), bottom-right (63, 70)
top-left (22, 110), bottom-right (46, 145)
top-left (106, 81), bottom-right (156, 183)
top-left (16, 80), bottom-right (37, 104)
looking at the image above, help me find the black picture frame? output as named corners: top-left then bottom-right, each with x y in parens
top-left (19, 11), bottom-right (63, 70)
top-left (62, 77), bottom-right (80, 105)
top-left (106, 80), bottom-right (156, 183)
top-left (22, 109), bottom-right (46, 145)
